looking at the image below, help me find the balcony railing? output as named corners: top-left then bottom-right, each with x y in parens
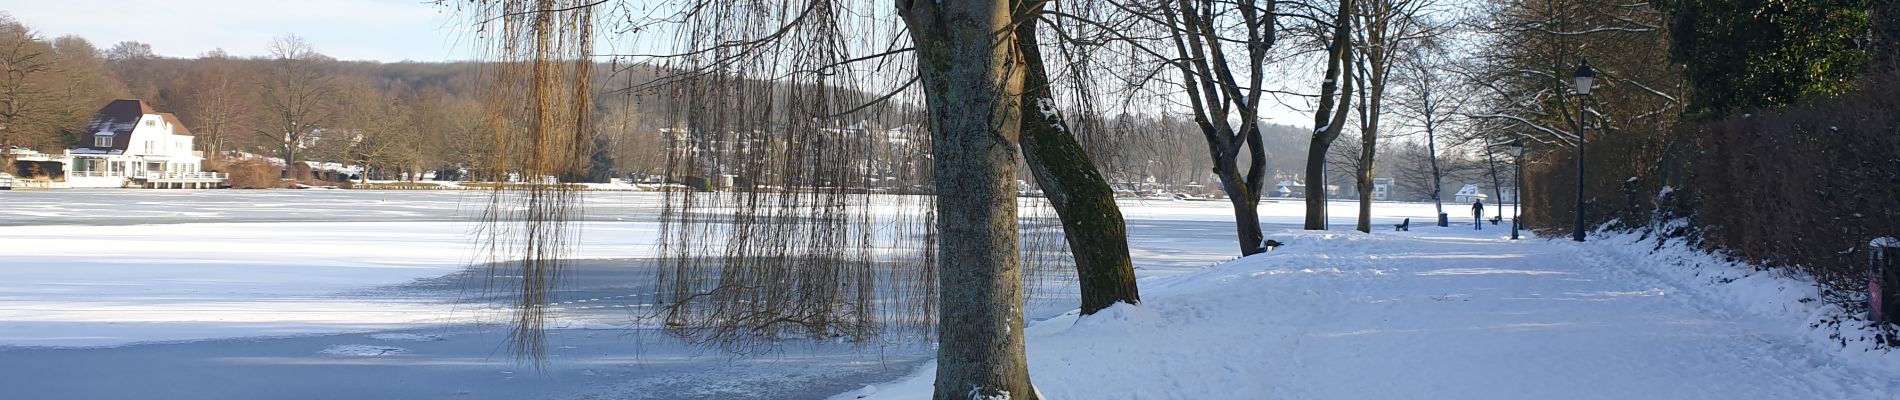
top-left (67, 170), bottom-right (226, 181)
top-left (149, 172), bottom-right (227, 181)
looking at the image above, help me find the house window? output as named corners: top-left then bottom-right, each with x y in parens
top-left (94, 135), bottom-right (113, 147)
top-left (145, 119), bottom-right (156, 127)
top-left (145, 141), bottom-right (156, 154)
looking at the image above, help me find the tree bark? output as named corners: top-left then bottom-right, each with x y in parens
top-left (1015, 13), bottom-right (1140, 315)
top-left (899, 1), bottom-right (1038, 399)
top-left (1356, 137), bottom-right (1375, 232)
top-left (1485, 137), bottom-right (1504, 218)
top-left (1427, 111), bottom-right (1445, 226)
top-left (1354, 64), bottom-right (1384, 234)
top-left (1219, 125), bottom-right (1268, 255)
top-left (1305, 0), bottom-right (1355, 230)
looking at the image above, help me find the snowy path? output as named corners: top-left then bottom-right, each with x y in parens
top-left (841, 228), bottom-right (1899, 399)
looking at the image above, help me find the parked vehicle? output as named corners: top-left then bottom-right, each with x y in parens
top-left (0, 172), bottom-right (13, 190)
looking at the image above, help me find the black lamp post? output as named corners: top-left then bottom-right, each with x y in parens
top-left (1571, 58), bottom-right (1594, 243)
top-left (1509, 139), bottom-right (1524, 240)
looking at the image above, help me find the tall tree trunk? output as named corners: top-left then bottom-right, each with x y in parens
top-left (0, 124), bottom-right (15, 176)
top-left (1356, 138), bottom-right (1375, 233)
top-left (899, 1), bottom-right (1038, 399)
top-left (1215, 158), bottom-right (1267, 255)
top-left (1485, 138), bottom-right (1504, 220)
top-left (1427, 116), bottom-right (1444, 226)
top-left (1235, 124), bottom-right (1269, 255)
top-left (1355, 69), bottom-right (1384, 233)
top-left (1305, 0), bottom-right (1355, 230)
top-left (1303, 138), bottom-right (1331, 229)
top-left (1228, 190), bottom-right (1265, 250)
top-left (281, 143), bottom-right (296, 180)
top-left (1015, 13), bottom-right (1140, 315)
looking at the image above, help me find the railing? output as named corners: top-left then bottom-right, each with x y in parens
top-left (67, 171), bottom-right (226, 181)
top-left (149, 172), bottom-right (227, 181)
top-left (9, 180), bottom-right (67, 190)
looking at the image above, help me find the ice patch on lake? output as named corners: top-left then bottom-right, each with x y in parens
top-left (319, 344), bottom-right (409, 356)
top-left (368, 333), bottom-right (445, 342)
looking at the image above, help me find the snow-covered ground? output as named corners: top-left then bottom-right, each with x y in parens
top-left (3, 189), bottom-right (1889, 399)
top-left (837, 226), bottom-right (1900, 400)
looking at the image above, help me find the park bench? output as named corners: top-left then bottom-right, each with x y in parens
top-left (1395, 218), bottom-right (1411, 231)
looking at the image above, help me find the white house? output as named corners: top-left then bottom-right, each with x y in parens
top-left (1371, 177), bottom-right (1393, 201)
top-left (64, 99), bottom-right (223, 188)
top-left (1453, 184), bottom-right (1488, 203)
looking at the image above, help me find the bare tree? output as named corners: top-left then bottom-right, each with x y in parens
top-left (1112, 0), bottom-right (1282, 255)
top-left (454, 0), bottom-right (1211, 395)
top-left (0, 17), bottom-right (52, 172)
top-left (1017, 8), bottom-right (1141, 315)
top-left (1305, 0), bottom-right (1357, 230)
top-left (43, 36), bottom-right (129, 149)
top-left (254, 35), bottom-right (336, 179)
top-left (333, 78), bottom-right (413, 183)
top-left (1391, 47), bottom-right (1462, 225)
top-left (184, 49), bottom-right (251, 163)
top-left (104, 41), bottom-right (161, 104)
top-left (1463, 0), bottom-right (1685, 230)
top-left (1347, 0), bottom-right (1444, 232)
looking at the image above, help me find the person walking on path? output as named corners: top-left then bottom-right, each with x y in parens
top-left (1472, 199), bottom-right (1485, 230)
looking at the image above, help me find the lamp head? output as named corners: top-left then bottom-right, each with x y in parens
top-left (1574, 58), bottom-right (1596, 96)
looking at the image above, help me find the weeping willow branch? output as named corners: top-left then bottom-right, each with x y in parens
top-left (460, 0), bottom-right (598, 364)
top-left (459, 0), bottom-right (1092, 362)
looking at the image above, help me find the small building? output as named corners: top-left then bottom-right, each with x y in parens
top-left (1275, 180), bottom-right (1302, 198)
top-left (65, 99), bottom-right (224, 188)
top-left (1453, 184), bottom-right (1488, 203)
top-left (1371, 177), bottom-right (1393, 201)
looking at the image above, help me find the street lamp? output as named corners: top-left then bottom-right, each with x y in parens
top-left (1508, 139), bottom-right (1525, 240)
top-left (1572, 58), bottom-right (1594, 242)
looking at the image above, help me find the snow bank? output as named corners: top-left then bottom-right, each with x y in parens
top-left (1587, 224), bottom-right (1900, 371)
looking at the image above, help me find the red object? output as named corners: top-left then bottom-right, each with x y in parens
top-left (1874, 280), bottom-right (1884, 320)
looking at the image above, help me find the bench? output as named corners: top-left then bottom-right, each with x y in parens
top-left (1395, 218), bottom-right (1411, 231)
top-left (1489, 215), bottom-right (1503, 225)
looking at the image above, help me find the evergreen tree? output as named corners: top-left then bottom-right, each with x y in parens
top-left (1655, 0), bottom-right (1870, 116)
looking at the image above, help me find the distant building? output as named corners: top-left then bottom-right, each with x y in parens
top-left (1371, 178), bottom-right (1393, 201)
top-left (62, 99), bottom-right (224, 188)
top-left (1453, 184), bottom-right (1488, 203)
top-left (1275, 180), bottom-right (1302, 198)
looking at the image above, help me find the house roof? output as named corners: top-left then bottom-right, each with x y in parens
top-left (76, 99), bottom-right (192, 154)
top-left (159, 113), bottom-right (192, 136)
top-left (78, 99), bottom-right (155, 153)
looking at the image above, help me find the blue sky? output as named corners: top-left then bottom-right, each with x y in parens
top-left (3, 0), bottom-right (480, 62)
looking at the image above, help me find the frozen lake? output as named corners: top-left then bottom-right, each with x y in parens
top-left (0, 189), bottom-right (1449, 399)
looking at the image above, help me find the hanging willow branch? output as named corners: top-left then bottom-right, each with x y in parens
top-left (457, 0), bottom-right (1078, 359)
top-left (460, 0), bottom-right (597, 363)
